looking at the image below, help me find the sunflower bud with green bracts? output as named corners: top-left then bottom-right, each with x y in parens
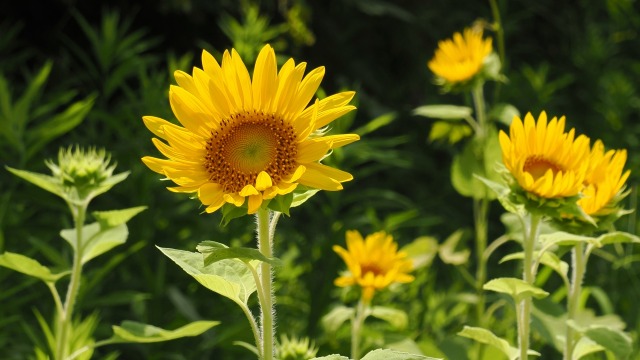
top-left (7, 146), bottom-right (129, 207)
top-left (275, 334), bottom-right (319, 360)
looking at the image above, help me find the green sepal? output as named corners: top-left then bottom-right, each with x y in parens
top-left (483, 277), bottom-right (549, 302)
top-left (109, 320), bottom-right (219, 343)
top-left (475, 173), bottom-right (523, 216)
top-left (157, 246), bottom-right (257, 306)
top-left (0, 251), bottom-right (69, 282)
top-left (220, 203), bottom-right (249, 226)
top-left (458, 326), bottom-right (540, 360)
top-left (196, 240), bottom-right (282, 267)
top-left (266, 192), bottom-right (293, 215)
top-left (291, 188), bottom-right (320, 208)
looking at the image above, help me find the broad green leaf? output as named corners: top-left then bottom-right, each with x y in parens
top-left (361, 348), bottom-right (441, 360)
top-left (6, 167), bottom-right (63, 199)
top-left (451, 130), bottom-right (502, 200)
top-left (266, 192), bottom-right (293, 216)
top-left (0, 252), bottom-right (68, 282)
top-left (583, 326), bottom-right (632, 359)
top-left (501, 251), bottom-right (569, 278)
top-left (539, 232), bottom-right (596, 248)
top-left (61, 223), bottom-right (129, 264)
top-left (458, 326), bottom-right (539, 360)
top-left (196, 241), bottom-right (282, 267)
top-left (291, 189), bottom-right (320, 208)
top-left (483, 278), bottom-right (549, 302)
top-left (312, 355), bottom-right (349, 360)
top-left (369, 306), bottom-right (408, 329)
top-left (110, 320), bottom-right (219, 343)
top-left (428, 121), bottom-right (472, 144)
top-left (158, 247), bottom-right (257, 306)
top-left (488, 103), bottom-right (520, 126)
top-left (572, 337), bottom-right (605, 360)
top-left (595, 231), bottom-right (640, 247)
top-left (400, 236), bottom-right (438, 269)
top-left (321, 305), bottom-right (354, 333)
top-left (92, 206), bottom-right (147, 228)
top-left (438, 230), bottom-right (469, 265)
top-left (413, 105), bottom-right (472, 120)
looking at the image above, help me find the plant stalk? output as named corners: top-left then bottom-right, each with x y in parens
top-left (351, 298), bottom-right (367, 360)
top-left (564, 242), bottom-right (587, 360)
top-left (55, 203), bottom-right (86, 360)
top-left (256, 209), bottom-right (274, 360)
top-left (518, 213), bottom-right (541, 360)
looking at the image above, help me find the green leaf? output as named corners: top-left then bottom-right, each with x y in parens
top-left (0, 252), bottom-right (68, 282)
top-left (110, 320), bottom-right (219, 343)
top-left (220, 203), bottom-right (248, 226)
top-left (500, 251), bottom-right (569, 278)
top-left (583, 326), bottom-right (632, 359)
top-left (572, 337), bottom-right (605, 360)
top-left (291, 189), bottom-right (320, 208)
top-left (369, 306), bottom-right (408, 329)
top-left (158, 247), bottom-right (257, 306)
top-left (540, 231), bottom-right (640, 251)
top-left (413, 105), bottom-right (473, 120)
top-left (361, 348), bottom-right (441, 360)
top-left (92, 206), bottom-right (147, 228)
top-left (354, 112), bottom-right (396, 136)
top-left (26, 95), bottom-right (96, 159)
top-left (60, 222), bottom-right (129, 264)
top-left (451, 130), bottom-right (502, 200)
top-left (488, 103), bottom-right (520, 126)
top-left (6, 167), bottom-right (63, 199)
top-left (266, 192), bottom-right (293, 216)
top-left (321, 305), bottom-right (354, 334)
top-left (438, 230), bottom-right (470, 265)
top-left (428, 121), bottom-right (472, 144)
top-left (400, 236), bottom-right (438, 269)
top-left (595, 231), bottom-right (640, 247)
top-left (196, 241), bottom-right (282, 267)
top-left (483, 278), bottom-right (549, 302)
top-left (458, 326), bottom-right (539, 360)
top-left (311, 355), bottom-right (349, 360)
top-left (476, 174), bottom-right (522, 215)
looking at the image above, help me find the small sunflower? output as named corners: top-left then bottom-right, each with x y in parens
top-left (333, 230), bottom-right (414, 302)
top-left (142, 45), bottom-right (358, 214)
top-left (580, 140), bottom-right (630, 216)
top-left (428, 27), bottom-right (493, 84)
top-left (499, 112), bottom-right (591, 199)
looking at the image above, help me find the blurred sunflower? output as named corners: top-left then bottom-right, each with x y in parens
top-left (580, 140), bottom-right (630, 216)
top-left (333, 230), bottom-right (414, 302)
top-left (428, 27), bottom-right (492, 83)
top-left (142, 44), bottom-right (358, 214)
top-left (499, 111), bottom-right (591, 199)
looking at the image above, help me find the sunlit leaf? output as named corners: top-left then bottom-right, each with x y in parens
top-left (451, 130), bottom-right (502, 199)
top-left (196, 241), bottom-right (282, 267)
top-left (501, 251), bottom-right (569, 278)
top-left (413, 105), bottom-right (472, 120)
top-left (438, 230), bottom-right (469, 265)
top-left (0, 252), bottom-right (68, 282)
top-left (291, 189), bottom-right (320, 208)
top-left (572, 337), bottom-right (605, 360)
top-left (311, 355), bottom-right (349, 360)
top-left (361, 348), bottom-right (441, 360)
top-left (583, 325), bottom-right (632, 359)
top-left (6, 167), bottom-right (63, 199)
top-left (60, 222), bottom-right (129, 264)
top-left (401, 236), bottom-right (438, 269)
top-left (92, 206), bottom-right (147, 228)
top-left (321, 305), bottom-right (354, 334)
top-left (369, 306), bottom-right (408, 329)
top-left (483, 278), bottom-right (549, 301)
top-left (110, 320), bottom-right (219, 343)
top-left (458, 326), bottom-right (539, 360)
top-left (489, 103), bottom-right (519, 126)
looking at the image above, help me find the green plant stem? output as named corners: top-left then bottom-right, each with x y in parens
top-left (256, 209), bottom-right (274, 360)
top-left (564, 242), bottom-right (589, 360)
top-left (472, 84), bottom-right (487, 139)
top-left (351, 299), bottom-right (367, 360)
top-left (518, 213), bottom-right (541, 360)
top-left (55, 203), bottom-right (87, 360)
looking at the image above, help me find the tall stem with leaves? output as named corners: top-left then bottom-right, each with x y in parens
top-left (518, 213), bottom-right (541, 360)
top-left (564, 242), bottom-right (590, 360)
top-left (256, 208), bottom-right (279, 360)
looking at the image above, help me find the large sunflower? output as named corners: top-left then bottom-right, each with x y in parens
top-left (499, 112), bottom-right (591, 199)
top-left (333, 230), bottom-right (414, 302)
top-left (142, 45), bottom-right (359, 214)
top-left (428, 27), bottom-right (492, 84)
top-left (580, 140), bottom-right (630, 216)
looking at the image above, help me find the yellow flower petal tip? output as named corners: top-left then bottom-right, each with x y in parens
top-left (333, 230), bottom-right (414, 302)
top-left (141, 45), bottom-right (359, 214)
top-left (428, 27), bottom-right (493, 83)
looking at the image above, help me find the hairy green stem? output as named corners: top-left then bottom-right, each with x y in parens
top-left (256, 209), bottom-right (274, 360)
top-left (564, 242), bottom-right (589, 360)
top-left (518, 213), bottom-right (541, 360)
top-left (56, 203), bottom-right (86, 360)
top-left (351, 299), bottom-right (367, 360)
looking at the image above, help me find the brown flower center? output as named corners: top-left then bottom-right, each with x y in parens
top-left (361, 263), bottom-right (384, 277)
top-left (523, 155), bottom-right (562, 180)
top-left (204, 110), bottom-right (298, 193)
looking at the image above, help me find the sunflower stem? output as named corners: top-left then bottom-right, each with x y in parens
top-left (564, 242), bottom-right (589, 360)
top-left (351, 298), bottom-right (367, 360)
top-left (55, 201), bottom-right (87, 360)
top-left (256, 208), bottom-right (275, 360)
top-left (518, 213), bottom-right (541, 360)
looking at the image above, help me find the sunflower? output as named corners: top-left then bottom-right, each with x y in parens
top-left (333, 230), bottom-right (414, 302)
top-left (428, 27), bottom-right (493, 84)
top-left (499, 112), bottom-right (592, 199)
top-left (579, 140), bottom-right (630, 216)
top-left (142, 45), bottom-right (359, 214)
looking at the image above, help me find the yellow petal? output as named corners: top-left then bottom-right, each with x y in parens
top-left (239, 184), bottom-right (259, 197)
top-left (223, 192), bottom-right (245, 207)
top-left (252, 44), bottom-right (277, 110)
top-left (247, 194), bottom-right (263, 214)
top-left (255, 171), bottom-right (273, 191)
top-left (297, 138), bottom-right (332, 163)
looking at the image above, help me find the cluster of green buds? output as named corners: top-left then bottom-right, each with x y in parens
top-left (275, 334), bottom-right (319, 360)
